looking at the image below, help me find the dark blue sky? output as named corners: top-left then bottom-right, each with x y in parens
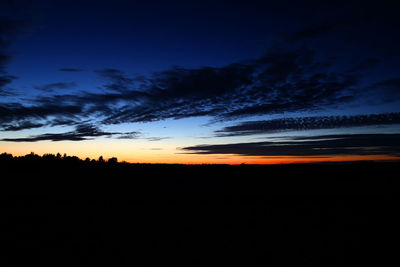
top-left (1, 0), bottom-right (400, 163)
top-left (8, 1), bottom-right (399, 74)
top-left (12, 1), bottom-right (282, 72)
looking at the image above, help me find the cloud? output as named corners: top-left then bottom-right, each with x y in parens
top-left (0, 74), bottom-right (16, 87)
top-left (59, 68), bottom-right (84, 72)
top-left (25, 46), bottom-right (358, 126)
top-left (0, 74), bottom-right (17, 95)
top-left (215, 113), bottom-right (400, 137)
top-left (1, 124), bottom-right (110, 142)
top-left (0, 117), bottom-right (81, 131)
top-left (96, 47), bottom-right (361, 124)
top-left (95, 68), bottom-right (136, 93)
top-left (115, 132), bottom-right (141, 139)
top-left (181, 134), bottom-right (400, 157)
top-left (1, 123), bottom-right (140, 142)
top-left (1, 32), bottom-right (397, 136)
top-left (1, 6), bottom-right (33, 94)
top-left (0, 18), bottom-right (26, 94)
top-left (0, 102), bottom-right (83, 125)
top-left (50, 118), bottom-right (80, 127)
top-left (33, 82), bottom-right (77, 92)
top-left (1, 121), bottom-right (44, 131)
top-left (147, 137), bottom-right (170, 141)
top-left (367, 78), bottom-right (400, 103)
top-left (1, 45), bottom-right (388, 131)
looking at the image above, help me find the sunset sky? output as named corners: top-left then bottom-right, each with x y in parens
top-left (1, 0), bottom-right (400, 164)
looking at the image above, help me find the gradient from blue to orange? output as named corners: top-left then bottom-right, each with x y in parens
top-left (1, 0), bottom-right (399, 164)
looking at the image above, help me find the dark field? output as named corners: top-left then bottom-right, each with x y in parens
top-left (1, 155), bottom-right (399, 265)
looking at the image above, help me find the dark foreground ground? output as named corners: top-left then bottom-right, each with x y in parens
top-left (1, 157), bottom-right (399, 265)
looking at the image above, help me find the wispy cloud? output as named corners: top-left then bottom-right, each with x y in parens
top-left (147, 137), bottom-right (170, 141)
top-left (366, 78), bottom-right (400, 103)
top-left (0, 74), bottom-right (17, 96)
top-left (182, 134), bottom-right (400, 157)
top-left (33, 82), bottom-right (77, 92)
top-left (1, 123), bottom-right (140, 142)
top-left (58, 68), bottom-right (84, 72)
top-left (1, 44), bottom-right (397, 136)
top-left (1, 121), bottom-right (44, 131)
top-left (215, 113), bottom-right (400, 137)
top-left (0, 18), bottom-right (27, 95)
top-left (23, 46), bottom-right (364, 128)
top-left (0, 102), bottom-right (83, 126)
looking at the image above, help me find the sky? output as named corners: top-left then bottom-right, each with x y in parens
top-left (1, 0), bottom-right (400, 164)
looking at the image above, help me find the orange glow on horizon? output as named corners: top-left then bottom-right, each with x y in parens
top-left (1, 147), bottom-right (398, 165)
top-left (1, 139), bottom-right (399, 165)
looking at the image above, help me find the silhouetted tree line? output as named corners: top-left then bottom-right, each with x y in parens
top-left (0, 152), bottom-right (118, 164)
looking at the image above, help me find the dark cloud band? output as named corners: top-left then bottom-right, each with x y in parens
top-left (182, 134), bottom-right (400, 157)
top-left (0, 123), bottom-right (140, 142)
top-left (58, 68), bottom-right (84, 72)
top-left (215, 113), bottom-right (400, 137)
top-left (33, 82), bottom-right (77, 92)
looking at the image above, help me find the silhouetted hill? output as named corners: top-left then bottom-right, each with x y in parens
top-left (1, 152), bottom-right (399, 265)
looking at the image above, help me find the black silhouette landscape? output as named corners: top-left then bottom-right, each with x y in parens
top-left (1, 152), bottom-right (399, 265)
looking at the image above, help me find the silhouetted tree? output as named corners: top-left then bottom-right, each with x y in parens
top-left (108, 157), bottom-right (118, 164)
top-left (25, 152), bottom-right (40, 160)
top-left (43, 153), bottom-right (56, 160)
top-left (98, 156), bottom-right (104, 162)
top-left (0, 152), bottom-right (13, 160)
top-left (69, 156), bottom-right (80, 162)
